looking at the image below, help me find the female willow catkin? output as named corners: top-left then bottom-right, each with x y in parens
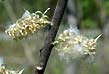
top-left (5, 8), bottom-right (50, 40)
top-left (53, 28), bottom-right (102, 60)
top-left (0, 65), bottom-right (24, 74)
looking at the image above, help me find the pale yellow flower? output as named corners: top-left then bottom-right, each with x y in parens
top-left (73, 35), bottom-right (83, 44)
top-left (0, 65), bottom-right (24, 74)
top-left (5, 8), bottom-right (50, 40)
top-left (53, 28), bottom-right (101, 60)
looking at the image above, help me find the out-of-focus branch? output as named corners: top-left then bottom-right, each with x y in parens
top-left (35, 0), bottom-right (68, 74)
top-left (2, 0), bottom-right (16, 21)
top-left (75, 0), bottom-right (83, 29)
top-left (4, 56), bottom-right (31, 65)
top-left (95, 0), bottom-right (107, 30)
top-left (22, 43), bottom-right (35, 65)
top-left (67, 0), bottom-right (83, 29)
top-left (12, 0), bottom-right (21, 15)
top-left (94, 0), bottom-right (108, 74)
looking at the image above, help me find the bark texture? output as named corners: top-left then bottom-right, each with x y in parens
top-left (35, 0), bottom-right (68, 74)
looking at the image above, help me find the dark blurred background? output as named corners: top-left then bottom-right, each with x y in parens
top-left (0, 0), bottom-right (109, 74)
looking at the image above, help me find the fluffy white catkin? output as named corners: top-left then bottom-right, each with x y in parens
top-left (53, 28), bottom-right (101, 60)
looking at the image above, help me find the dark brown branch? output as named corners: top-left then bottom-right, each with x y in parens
top-left (35, 0), bottom-right (68, 74)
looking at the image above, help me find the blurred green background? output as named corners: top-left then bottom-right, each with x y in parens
top-left (0, 0), bottom-right (109, 74)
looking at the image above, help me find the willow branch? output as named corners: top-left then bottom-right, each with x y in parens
top-left (35, 0), bottom-right (68, 74)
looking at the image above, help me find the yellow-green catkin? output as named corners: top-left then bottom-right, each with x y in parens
top-left (5, 8), bottom-right (50, 40)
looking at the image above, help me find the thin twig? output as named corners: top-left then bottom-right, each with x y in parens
top-left (35, 0), bottom-right (68, 74)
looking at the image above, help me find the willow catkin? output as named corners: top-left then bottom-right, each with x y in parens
top-left (5, 8), bottom-right (50, 40)
top-left (53, 28), bottom-right (101, 60)
top-left (0, 65), bottom-right (24, 74)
